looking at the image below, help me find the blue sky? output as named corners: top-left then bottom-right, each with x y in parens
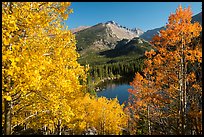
top-left (65, 2), bottom-right (202, 32)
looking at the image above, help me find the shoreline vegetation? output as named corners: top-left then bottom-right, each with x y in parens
top-left (87, 74), bottom-right (123, 95)
top-left (93, 75), bottom-right (122, 92)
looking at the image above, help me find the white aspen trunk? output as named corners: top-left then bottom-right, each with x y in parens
top-left (44, 125), bottom-right (48, 135)
top-left (177, 70), bottom-right (181, 135)
top-left (58, 119), bottom-right (62, 135)
top-left (180, 32), bottom-right (186, 135)
top-left (181, 47), bottom-right (184, 135)
top-left (178, 32), bottom-right (185, 135)
top-left (147, 105), bottom-right (151, 135)
top-left (184, 61), bottom-right (187, 134)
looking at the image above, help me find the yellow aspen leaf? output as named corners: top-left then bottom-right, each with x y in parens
top-left (4, 95), bottom-right (12, 101)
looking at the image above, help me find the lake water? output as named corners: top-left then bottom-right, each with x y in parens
top-left (96, 77), bottom-right (133, 105)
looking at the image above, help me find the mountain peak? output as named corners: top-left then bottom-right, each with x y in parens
top-left (104, 21), bottom-right (144, 37)
top-left (74, 21), bottom-right (145, 54)
top-left (131, 28), bottom-right (144, 37)
top-left (105, 20), bottom-right (116, 25)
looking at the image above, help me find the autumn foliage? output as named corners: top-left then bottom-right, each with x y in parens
top-left (2, 2), bottom-right (127, 135)
top-left (126, 5), bottom-right (202, 135)
top-left (69, 94), bottom-right (128, 135)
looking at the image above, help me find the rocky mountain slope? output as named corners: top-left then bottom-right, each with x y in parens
top-left (99, 37), bottom-right (151, 58)
top-left (78, 37), bottom-right (151, 66)
top-left (192, 12), bottom-right (202, 25)
top-left (74, 21), bottom-right (144, 55)
top-left (140, 26), bottom-right (165, 42)
top-left (72, 21), bottom-right (151, 65)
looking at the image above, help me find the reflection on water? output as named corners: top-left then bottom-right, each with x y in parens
top-left (96, 77), bottom-right (133, 105)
